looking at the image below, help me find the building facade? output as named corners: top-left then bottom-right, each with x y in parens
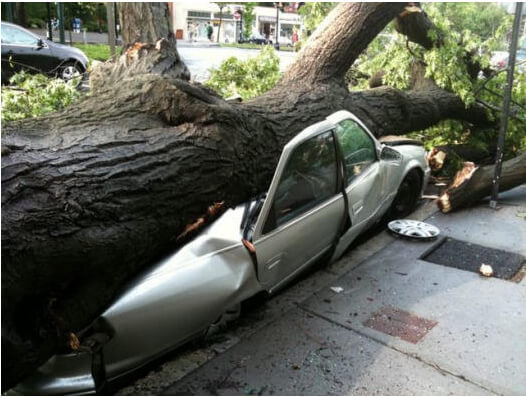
top-left (170, 2), bottom-right (301, 44)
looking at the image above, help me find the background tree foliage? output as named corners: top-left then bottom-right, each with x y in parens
top-left (242, 2), bottom-right (257, 40)
top-left (297, 2), bottom-right (336, 35)
top-left (2, 2), bottom-right (109, 32)
top-left (354, 3), bottom-right (525, 158)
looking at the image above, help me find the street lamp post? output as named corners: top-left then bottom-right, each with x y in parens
top-left (46, 2), bottom-right (53, 41)
top-left (274, 2), bottom-right (281, 50)
top-left (5, 2), bottom-right (14, 22)
top-left (57, 2), bottom-right (65, 44)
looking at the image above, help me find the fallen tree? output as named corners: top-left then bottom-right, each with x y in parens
top-left (0, 2), bottom-right (519, 389)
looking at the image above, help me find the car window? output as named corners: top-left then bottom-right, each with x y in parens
top-left (1, 25), bottom-right (39, 46)
top-left (264, 131), bottom-right (338, 233)
top-left (335, 119), bottom-right (377, 184)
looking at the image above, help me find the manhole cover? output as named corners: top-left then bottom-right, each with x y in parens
top-left (388, 220), bottom-right (440, 239)
top-left (422, 237), bottom-right (525, 281)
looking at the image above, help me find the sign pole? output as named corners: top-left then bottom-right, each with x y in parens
top-left (489, 2), bottom-right (523, 209)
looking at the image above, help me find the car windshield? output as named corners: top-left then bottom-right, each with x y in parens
top-left (1, 24), bottom-right (39, 46)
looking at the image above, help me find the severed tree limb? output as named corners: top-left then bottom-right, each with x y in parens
top-left (395, 2), bottom-right (442, 50)
top-left (438, 153), bottom-right (526, 212)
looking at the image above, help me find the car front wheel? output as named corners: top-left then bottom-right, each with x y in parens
top-left (387, 169), bottom-right (422, 220)
top-left (59, 61), bottom-right (83, 81)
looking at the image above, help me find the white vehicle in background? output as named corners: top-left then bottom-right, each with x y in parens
top-left (278, 36), bottom-right (292, 46)
top-left (491, 51), bottom-right (509, 69)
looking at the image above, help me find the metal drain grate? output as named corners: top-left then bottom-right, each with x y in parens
top-left (363, 306), bottom-right (437, 344)
top-left (422, 237), bottom-right (525, 281)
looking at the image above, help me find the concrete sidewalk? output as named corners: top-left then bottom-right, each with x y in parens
top-left (118, 187), bottom-right (526, 395)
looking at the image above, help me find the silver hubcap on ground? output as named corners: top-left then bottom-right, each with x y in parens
top-left (388, 219), bottom-right (440, 239)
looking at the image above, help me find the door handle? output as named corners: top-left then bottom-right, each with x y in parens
top-left (265, 254), bottom-right (283, 270)
top-left (352, 200), bottom-right (363, 215)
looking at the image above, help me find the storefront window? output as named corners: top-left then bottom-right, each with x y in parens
top-left (187, 19), bottom-right (209, 41)
top-left (280, 23), bottom-right (299, 40)
top-left (188, 11), bottom-right (211, 18)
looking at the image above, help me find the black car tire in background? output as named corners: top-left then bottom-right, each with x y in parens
top-left (58, 61), bottom-right (84, 80)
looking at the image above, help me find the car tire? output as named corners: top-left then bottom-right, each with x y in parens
top-left (59, 61), bottom-right (83, 81)
top-left (386, 169), bottom-right (422, 220)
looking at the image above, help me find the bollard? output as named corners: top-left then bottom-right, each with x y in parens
top-left (83, 28), bottom-right (87, 45)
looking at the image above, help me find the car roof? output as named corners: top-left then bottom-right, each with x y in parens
top-left (2, 21), bottom-right (24, 28)
top-left (284, 110), bottom-right (358, 150)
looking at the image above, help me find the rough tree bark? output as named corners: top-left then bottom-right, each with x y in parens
top-left (0, 2), bottom-right (499, 390)
top-left (90, 2), bottom-right (191, 88)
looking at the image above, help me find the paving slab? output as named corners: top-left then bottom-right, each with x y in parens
top-left (425, 204), bottom-right (526, 257)
top-left (486, 184), bottom-right (526, 208)
top-left (301, 210), bottom-right (526, 395)
top-left (163, 308), bottom-right (491, 396)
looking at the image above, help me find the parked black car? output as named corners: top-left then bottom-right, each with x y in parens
top-left (1, 21), bottom-right (88, 83)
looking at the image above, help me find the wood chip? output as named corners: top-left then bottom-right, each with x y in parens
top-left (69, 332), bottom-right (80, 350)
top-left (479, 264), bottom-right (494, 277)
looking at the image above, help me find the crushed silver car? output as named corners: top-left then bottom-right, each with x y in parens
top-left (13, 110), bottom-right (430, 395)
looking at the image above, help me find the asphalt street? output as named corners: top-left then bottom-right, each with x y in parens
top-left (178, 45), bottom-right (297, 82)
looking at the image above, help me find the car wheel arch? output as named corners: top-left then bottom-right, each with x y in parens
top-left (385, 166), bottom-right (424, 221)
top-left (66, 58), bottom-right (86, 72)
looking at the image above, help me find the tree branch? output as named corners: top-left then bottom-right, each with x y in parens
top-left (281, 2), bottom-right (406, 86)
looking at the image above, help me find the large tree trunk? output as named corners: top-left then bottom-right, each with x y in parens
top-left (119, 2), bottom-right (174, 48)
top-left (93, 2), bottom-right (191, 84)
top-left (0, 2), bottom-right (496, 390)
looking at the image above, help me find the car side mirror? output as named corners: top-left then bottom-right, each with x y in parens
top-left (37, 38), bottom-right (45, 48)
top-left (380, 145), bottom-right (402, 163)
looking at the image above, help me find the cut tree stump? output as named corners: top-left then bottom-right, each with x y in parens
top-left (438, 153), bottom-right (526, 212)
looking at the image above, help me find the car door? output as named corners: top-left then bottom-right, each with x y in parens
top-left (1, 24), bottom-right (56, 75)
top-left (330, 117), bottom-right (384, 259)
top-left (252, 129), bottom-right (345, 291)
